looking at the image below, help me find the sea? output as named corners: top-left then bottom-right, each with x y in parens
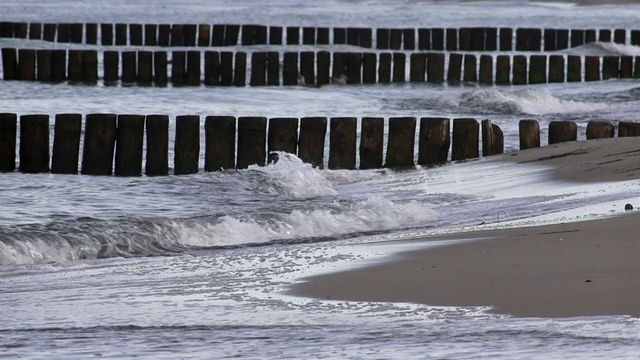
top-left (2, 0), bottom-right (640, 358)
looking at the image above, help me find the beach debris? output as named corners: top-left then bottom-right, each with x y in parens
top-left (585, 279), bottom-right (592, 283)
top-left (625, 203), bottom-right (633, 211)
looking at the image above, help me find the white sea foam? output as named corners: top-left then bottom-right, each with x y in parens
top-left (592, 41), bottom-right (640, 56)
top-left (459, 88), bottom-right (611, 115)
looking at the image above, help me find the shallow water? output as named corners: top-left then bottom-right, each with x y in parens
top-left (2, 0), bottom-right (640, 358)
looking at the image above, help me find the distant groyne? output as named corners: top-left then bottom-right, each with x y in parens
top-left (1, 113), bottom-right (638, 176)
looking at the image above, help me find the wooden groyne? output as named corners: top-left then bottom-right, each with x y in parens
top-left (1, 21), bottom-right (639, 51)
top-left (0, 113), bottom-right (635, 176)
top-left (2, 48), bottom-right (639, 86)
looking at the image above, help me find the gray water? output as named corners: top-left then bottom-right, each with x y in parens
top-left (2, 1), bottom-right (640, 358)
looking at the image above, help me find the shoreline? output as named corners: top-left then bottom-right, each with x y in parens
top-left (288, 138), bottom-right (640, 318)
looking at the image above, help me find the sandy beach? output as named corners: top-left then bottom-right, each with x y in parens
top-left (290, 138), bottom-right (640, 318)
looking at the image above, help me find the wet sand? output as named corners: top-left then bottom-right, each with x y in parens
top-left (289, 138), bottom-right (640, 318)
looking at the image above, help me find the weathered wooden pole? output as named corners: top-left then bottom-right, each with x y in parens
top-left (122, 51), bottom-right (137, 84)
top-left (495, 55), bottom-right (510, 85)
top-left (18, 49), bottom-right (36, 81)
top-left (584, 56), bottom-right (600, 82)
top-left (418, 28), bottom-right (431, 50)
top-left (301, 51), bottom-right (316, 85)
top-left (486, 27), bottom-right (498, 51)
top-left (500, 28), bottom-right (512, 51)
top-left (83, 50), bottom-right (98, 84)
top-left (432, 28), bottom-right (444, 50)
top-left (81, 114), bottom-right (117, 176)
top-left (618, 122), bottom-right (640, 137)
top-left (204, 116), bottom-right (236, 171)
top-left (158, 24), bottom-right (170, 46)
top-left (283, 52), bottom-right (298, 86)
top-left (519, 119), bottom-right (540, 150)
top-left (418, 117), bottom-right (450, 165)
top-left (463, 54), bottom-right (477, 82)
top-left (67, 50), bottom-right (83, 83)
top-left (448, 53), bottom-right (462, 83)
top-left (602, 56), bottom-right (619, 80)
top-left (267, 51), bottom-right (280, 86)
top-left (427, 53), bottom-right (445, 83)
top-left (385, 117), bottom-right (416, 168)
top-left (359, 117), bottom-right (383, 169)
top-left (481, 119), bottom-right (503, 156)
top-left (269, 26), bottom-right (283, 45)
top-left (557, 29), bottom-right (569, 49)
top-left (512, 55), bottom-right (527, 85)
top-left (224, 25), bottom-right (240, 46)
top-left (528, 55), bottom-right (547, 84)
top-left (377, 28), bottom-right (390, 49)
top-left (586, 121), bottom-right (614, 139)
top-left (101, 23), bottom-right (113, 45)
top-left (571, 29), bottom-right (584, 48)
top-left (334, 28), bottom-right (346, 44)
top-left (346, 52), bottom-right (362, 84)
top-left (86, 23), bottom-right (97, 44)
top-left (410, 53), bottom-right (426, 82)
top-left (145, 24), bottom-right (158, 46)
top-left (204, 51), bottom-right (220, 86)
top-left (567, 55), bottom-right (582, 82)
top-left (0, 113), bottom-right (16, 172)
top-left (479, 55), bottom-right (492, 84)
top-left (170, 51), bottom-right (186, 86)
top-left (378, 52), bottom-right (391, 83)
top-left (548, 121), bottom-right (577, 144)
top-left (115, 23), bottom-right (127, 45)
top-left (237, 117), bottom-right (267, 169)
top-left (42, 23), bottom-right (56, 42)
top-left (234, 51), bottom-right (247, 86)
top-left (19, 115), bottom-right (49, 173)
top-left (621, 56), bottom-right (633, 78)
top-left (268, 117), bottom-right (298, 157)
top-left (286, 26), bottom-right (299, 45)
top-left (317, 27), bottom-right (329, 44)
top-left (403, 28), bottom-right (415, 50)
top-left (154, 51), bottom-right (168, 86)
top-left (389, 29), bottom-right (402, 50)
top-left (302, 27), bottom-right (315, 45)
top-left (329, 117), bottom-right (357, 169)
top-left (184, 24), bottom-right (197, 46)
top-left (115, 114), bottom-right (145, 176)
top-left (51, 113), bottom-right (81, 174)
top-left (174, 115), bottom-right (200, 175)
top-left (220, 51), bottom-right (234, 86)
top-left (298, 117), bottom-right (327, 168)
top-left (491, 123), bottom-right (504, 155)
top-left (452, 118), bottom-right (479, 161)
top-left (70, 23), bottom-right (83, 43)
top-left (392, 52), bottom-right (405, 82)
top-left (57, 23), bottom-right (70, 42)
top-left (544, 29), bottom-right (557, 51)
top-left (548, 55), bottom-right (564, 83)
top-left (51, 49), bottom-right (66, 82)
top-left (37, 49), bottom-right (52, 82)
top-left (130, 24), bottom-right (143, 45)
top-left (29, 22), bottom-right (42, 40)
top-left (198, 24), bottom-right (210, 46)
top-left (362, 52), bottom-right (377, 84)
top-left (251, 52), bottom-right (267, 86)
top-left (186, 50), bottom-right (201, 86)
top-left (137, 51), bottom-right (153, 85)
top-left (170, 24), bottom-right (184, 46)
top-left (145, 115), bottom-right (169, 176)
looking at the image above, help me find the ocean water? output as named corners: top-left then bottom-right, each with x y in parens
top-left (2, 1), bottom-right (640, 358)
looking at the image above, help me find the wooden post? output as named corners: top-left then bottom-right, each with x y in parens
top-left (286, 26), bottom-right (299, 45)
top-left (452, 118), bottom-right (479, 161)
top-left (317, 51), bottom-right (330, 85)
top-left (70, 23), bottom-right (83, 43)
top-left (392, 52), bottom-right (405, 82)
top-left (242, 24), bottom-right (255, 46)
top-left (115, 23), bottom-right (127, 45)
top-left (19, 115), bottom-right (49, 173)
top-left (137, 50), bottom-right (153, 85)
top-left (418, 117), bottom-right (450, 165)
top-left (18, 49), bottom-right (36, 81)
top-left (403, 28), bottom-right (415, 50)
top-left (269, 26), bottom-right (283, 45)
top-left (359, 117), bottom-right (383, 169)
top-left (614, 29), bottom-right (626, 44)
top-left (283, 52), bottom-right (298, 85)
top-left (204, 116), bottom-right (236, 171)
top-left (492, 124), bottom-right (504, 155)
top-left (346, 52), bottom-right (362, 84)
top-left (170, 51), bottom-right (185, 86)
top-left (432, 28), bottom-right (444, 50)
top-left (548, 121), bottom-right (577, 144)
top-left (186, 50), bottom-right (201, 86)
top-left (632, 30), bottom-right (640, 45)
top-left (67, 50), bottom-right (83, 83)
top-left (418, 28), bottom-right (431, 50)
top-left (184, 24), bottom-right (197, 46)
top-left (571, 29), bottom-right (585, 48)
top-left (51, 49), bottom-right (66, 82)
top-left (170, 24), bottom-right (184, 46)
top-left (548, 55), bottom-right (564, 83)
top-left (0, 113), bottom-right (16, 172)
top-left (544, 29), bottom-right (557, 51)
top-left (512, 55), bottom-right (527, 85)
top-left (37, 50), bottom-right (52, 82)
top-left (619, 122), bottom-right (640, 137)
top-left (234, 51), bottom-right (247, 86)
top-left (485, 27), bottom-right (497, 51)
top-left (298, 117), bottom-right (327, 168)
top-left (427, 53), bottom-right (445, 83)
top-left (268, 117), bottom-right (298, 158)
top-left (362, 52), bottom-right (376, 84)
top-left (197, 24), bottom-right (210, 46)
top-left (378, 52), bottom-right (391, 83)
top-left (254, 25), bottom-right (267, 44)
top-left (158, 24), bottom-right (170, 46)
top-left (211, 24), bottom-right (224, 46)
top-left (463, 54), bottom-right (477, 82)
top-left (377, 28), bottom-right (390, 49)
top-left (385, 117), bottom-right (416, 168)
top-left (51, 113), bottom-right (81, 174)
top-left (621, 56), bottom-right (633, 78)
top-left (410, 53), bottom-right (426, 82)
top-left (220, 51), bottom-right (233, 86)
top-left (86, 23), bottom-right (97, 44)
top-left (81, 113), bottom-right (116, 175)
top-left (329, 117), bottom-right (356, 169)
top-left (360, 28), bottom-right (372, 48)
top-left (459, 27), bottom-right (471, 50)
top-left (115, 114), bottom-right (144, 176)
top-left (145, 115), bottom-right (169, 176)
top-left (557, 29), bottom-right (569, 49)
top-left (130, 24), bottom-right (143, 45)
top-left (29, 23), bottom-right (42, 40)
top-left (481, 119), bottom-right (499, 156)
top-left (602, 56), bottom-right (619, 80)
top-left (495, 55), bottom-right (510, 85)
top-left (122, 51), bottom-right (137, 84)
top-left (585, 29), bottom-right (596, 43)
top-left (332, 52), bottom-right (346, 83)
top-left (479, 55), bottom-right (492, 84)
top-left (237, 117), bottom-right (267, 169)
top-left (145, 24), bottom-right (158, 46)
top-left (154, 51), bottom-right (168, 86)
top-left (519, 119), bottom-right (540, 150)
top-left (389, 29), bottom-right (402, 50)
top-left (101, 23), bottom-right (113, 45)
top-left (174, 115), bottom-right (200, 175)
top-left (224, 25), bottom-right (239, 46)
top-left (57, 23), bottom-right (71, 42)
top-left (500, 28), bottom-right (512, 51)
top-left (528, 55), bottom-right (547, 84)
top-left (448, 53), bottom-right (463, 83)
top-left (300, 51), bottom-right (316, 86)
top-left (317, 27), bottom-right (329, 44)
top-left (43, 23), bottom-right (56, 42)
top-left (251, 52), bottom-right (267, 86)
top-left (204, 51), bottom-right (220, 86)
top-left (14, 22), bottom-right (27, 38)
top-left (0, 22), bottom-right (15, 38)
top-left (302, 27), bottom-right (315, 45)
top-left (567, 55), bottom-right (582, 82)
top-left (599, 29), bottom-right (611, 42)
top-left (82, 50), bottom-right (98, 84)
top-left (586, 121), bottom-right (614, 139)
top-left (471, 27), bottom-right (486, 51)
top-left (528, 28), bottom-right (542, 51)
top-left (267, 51), bottom-right (280, 86)
top-left (584, 56), bottom-right (600, 81)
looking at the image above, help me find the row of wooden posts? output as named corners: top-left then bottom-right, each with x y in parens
top-left (3, 48), bottom-right (639, 86)
top-left (1, 113), bottom-right (638, 176)
top-left (1, 21), bottom-right (638, 52)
